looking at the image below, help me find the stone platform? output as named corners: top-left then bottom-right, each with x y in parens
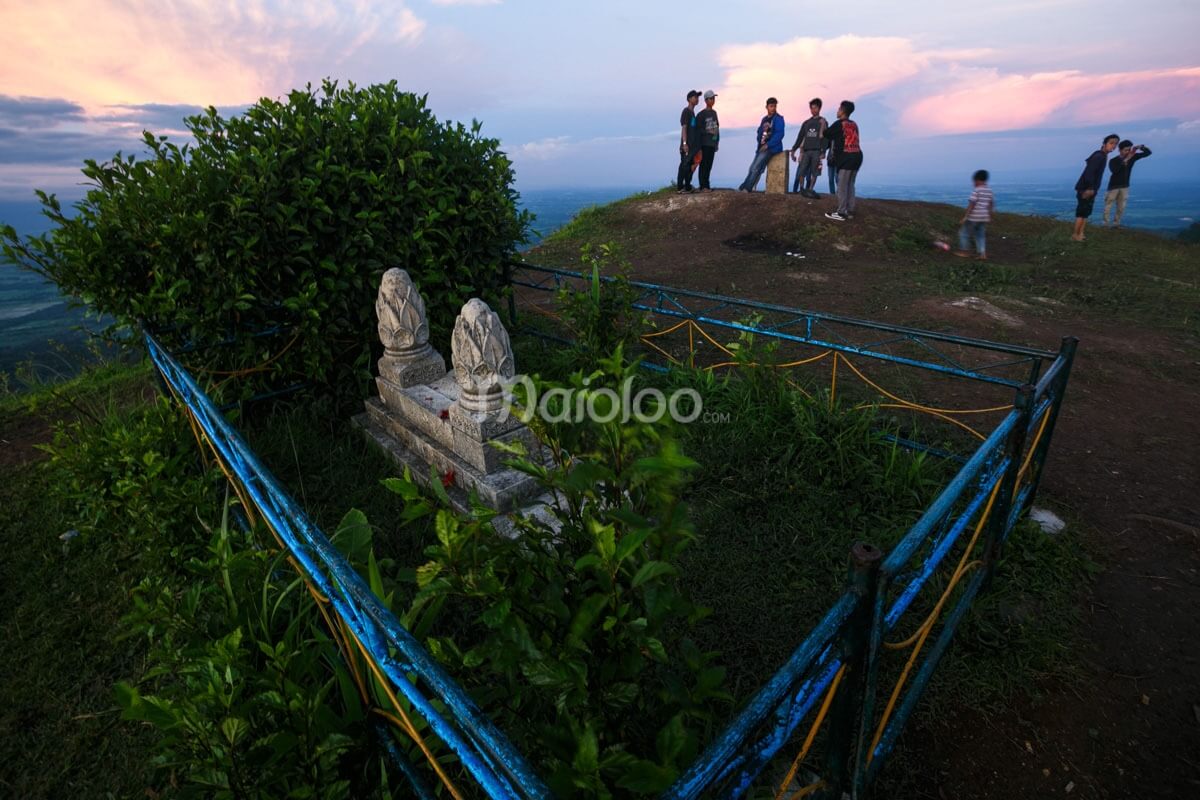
top-left (355, 270), bottom-right (547, 517)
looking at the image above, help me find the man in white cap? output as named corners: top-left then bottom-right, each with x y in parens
top-left (696, 90), bottom-right (720, 191)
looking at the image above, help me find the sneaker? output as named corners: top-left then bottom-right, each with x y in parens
top-left (953, 249), bottom-right (971, 258)
top-left (975, 254), bottom-right (988, 261)
top-left (825, 212), bottom-right (847, 222)
top-left (807, 190), bottom-right (822, 199)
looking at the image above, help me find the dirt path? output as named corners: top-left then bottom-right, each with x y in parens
top-left (531, 190), bottom-right (1200, 797)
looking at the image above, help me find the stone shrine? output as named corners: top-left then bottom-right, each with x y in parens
top-left (356, 269), bottom-right (543, 514)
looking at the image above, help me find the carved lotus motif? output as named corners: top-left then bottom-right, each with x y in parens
top-left (375, 268), bottom-right (429, 353)
top-left (452, 299), bottom-right (514, 408)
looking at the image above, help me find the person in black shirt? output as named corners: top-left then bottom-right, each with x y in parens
top-left (677, 90), bottom-right (702, 193)
top-left (696, 90), bottom-right (720, 191)
top-left (1103, 140), bottom-right (1152, 227)
top-left (1072, 133), bottom-right (1118, 241)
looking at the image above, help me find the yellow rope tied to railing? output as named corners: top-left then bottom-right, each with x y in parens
top-left (188, 332), bottom-right (302, 377)
top-left (773, 664), bottom-right (845, 800)
top-left (837, 355), bottom-right (1014, 416)
top-left (868, 474), bottom-right (1004, 761)
top-left (1017, 405), bottom-right (1052, 485)
top-left (863, 403), bottom-right (988, 441)
top-left (829, 353), bottom-right (839, 410)
top-left (706, 351), bottom-right (832, 371)
top-left (158, 367), bottom-right (465, 799)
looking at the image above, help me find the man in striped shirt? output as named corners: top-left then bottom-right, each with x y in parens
top-left (955, 170), bottom-right (994, 260)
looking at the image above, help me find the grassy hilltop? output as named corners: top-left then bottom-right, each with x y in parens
top-left (2, 189), bottom-right (1198, 797)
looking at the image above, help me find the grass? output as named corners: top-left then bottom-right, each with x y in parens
top-left (0, 360), bottom-right (161, 799)
top-left (527, 187), bottom-right (674, 264)
top-left (513, 332), bottom-right (1092, 716)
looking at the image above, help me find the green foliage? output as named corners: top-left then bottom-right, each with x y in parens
top-left (40, 395), bottom-right (218, 565)
top-left (555, 243), bottom-right (648, 365)
top-left (386, 349), bottom-right (729, 796)
top-left (885, 224), bottom-right (932, 254)
top-left (35, 377), bottom-right (398, 797)
top-left (116, 506), bottom-right (392, 799)
top-left (1, 80), bottom-right (531, 397)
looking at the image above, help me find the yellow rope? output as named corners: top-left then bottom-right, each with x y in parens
top-left (639, 318), bottom-right (692, 338)
top-left (639, 335), bottom-right (683, 366)
top-left (829, 353), bottom-right (839, 410)
top-left (1017, 406), bottom-right (1052, 484)
top-left (863, 403), bottom-right (987, 441)
top-left (838, 355), bottom-right (1014, 416)
top-left (774, 665), bottom-right (845, 800)
top-left (869, 559), bottom-right (982, 763)
top-left (162, 380), bottom-right (460, 798)
top-left (706, 351), bottom-right (833, 371)
top-left (869, 475), bottom-right (1004, 760)
top-left (352, 634), bottom-right (466, 800)
top-left (884, 475), bottom-right (1002, 653)
top-left (189, 332), bottom-right (301, 378)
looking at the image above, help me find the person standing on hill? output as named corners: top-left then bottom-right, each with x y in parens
top-left (789, 98), bottom-right (827, 197)
top-left (955, 170), bottom-right (994, 260)
top-left (677, 90), bottom-right (702, 193)
top-left (1072, 133), bottom-right (1118, 241)
top-left (823, 100), bottom-right (863, 222)
top-left (738, 97), bottom-right (785, 192)
top-left (1104, 140), bottom-right (1152, 227)
top-left (696, 90), bottom-right (720, 192)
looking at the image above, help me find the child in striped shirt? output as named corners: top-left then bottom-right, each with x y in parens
top-left (955, 170), bottom-right (994, 261)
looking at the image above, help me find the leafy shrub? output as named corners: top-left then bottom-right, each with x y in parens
top-left (386, 349), bottom-right (729, 796)
top-left (2, 80), bottom-right (531, 397)
top-left (117, 507), bottom-right (394, 799)
top-left (41, 396), bottom-right (219, 565)
top-left (555, 244), bottom-right (648, 365)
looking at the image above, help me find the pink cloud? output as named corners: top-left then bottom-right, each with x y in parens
top-left (902, 67), bottom-right (1200, 134)
top-left (714, 36), bottom-right (965, 127)
top-left (0, 1), bottom-right (426, 113)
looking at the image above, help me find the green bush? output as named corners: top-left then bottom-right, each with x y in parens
top-left (41, 396), bottom-right (219, 566)
top-left (555, 243), bottom-right (648, 367)
top-left (117, 507), bottom-right (396, 799)
top-left (387, 349), bottom-right (729, 796)
top-left (2, 80), bottom-right (531, 397)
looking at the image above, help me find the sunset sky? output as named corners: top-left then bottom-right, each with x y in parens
top-left (1, 0), bottom-right (1198, 198)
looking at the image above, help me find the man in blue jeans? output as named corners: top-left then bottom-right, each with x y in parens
top-left (738, 97), bottom-right (785, 192)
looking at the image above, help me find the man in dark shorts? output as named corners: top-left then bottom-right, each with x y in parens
top-left (677, 90), bottom-right (702, 193)
top-left (1072, 133), bottom-right (1118, 241)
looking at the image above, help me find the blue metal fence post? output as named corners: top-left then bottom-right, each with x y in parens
top-left (983, 384), bottom-right (1034, 583)
top-left (817, 542), bottom-right (882, 800)
top-left (1019, 336), bottom-right (1078, 515)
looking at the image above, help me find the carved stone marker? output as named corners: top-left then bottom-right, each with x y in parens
top-left (765, 152), bottom-right (791, 195)
top-left (452, 298), bottom-right (514, 415)
top-left (375, 268), bottom-right (446, 390)
top-left (357, 286), bottom-right (543, 516)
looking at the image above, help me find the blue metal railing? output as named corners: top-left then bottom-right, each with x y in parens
top-left (148, 264), bottom-right (1077, 798)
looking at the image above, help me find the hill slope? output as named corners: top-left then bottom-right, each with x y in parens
top-left (528, 188), bottom-right (1200, 799)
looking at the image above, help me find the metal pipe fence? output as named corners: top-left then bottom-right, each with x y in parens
top-left (145, 261), bottom-right (1076, 798)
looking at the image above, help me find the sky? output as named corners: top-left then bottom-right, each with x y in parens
top-left (1, 0), bottom-right (1199, 200)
